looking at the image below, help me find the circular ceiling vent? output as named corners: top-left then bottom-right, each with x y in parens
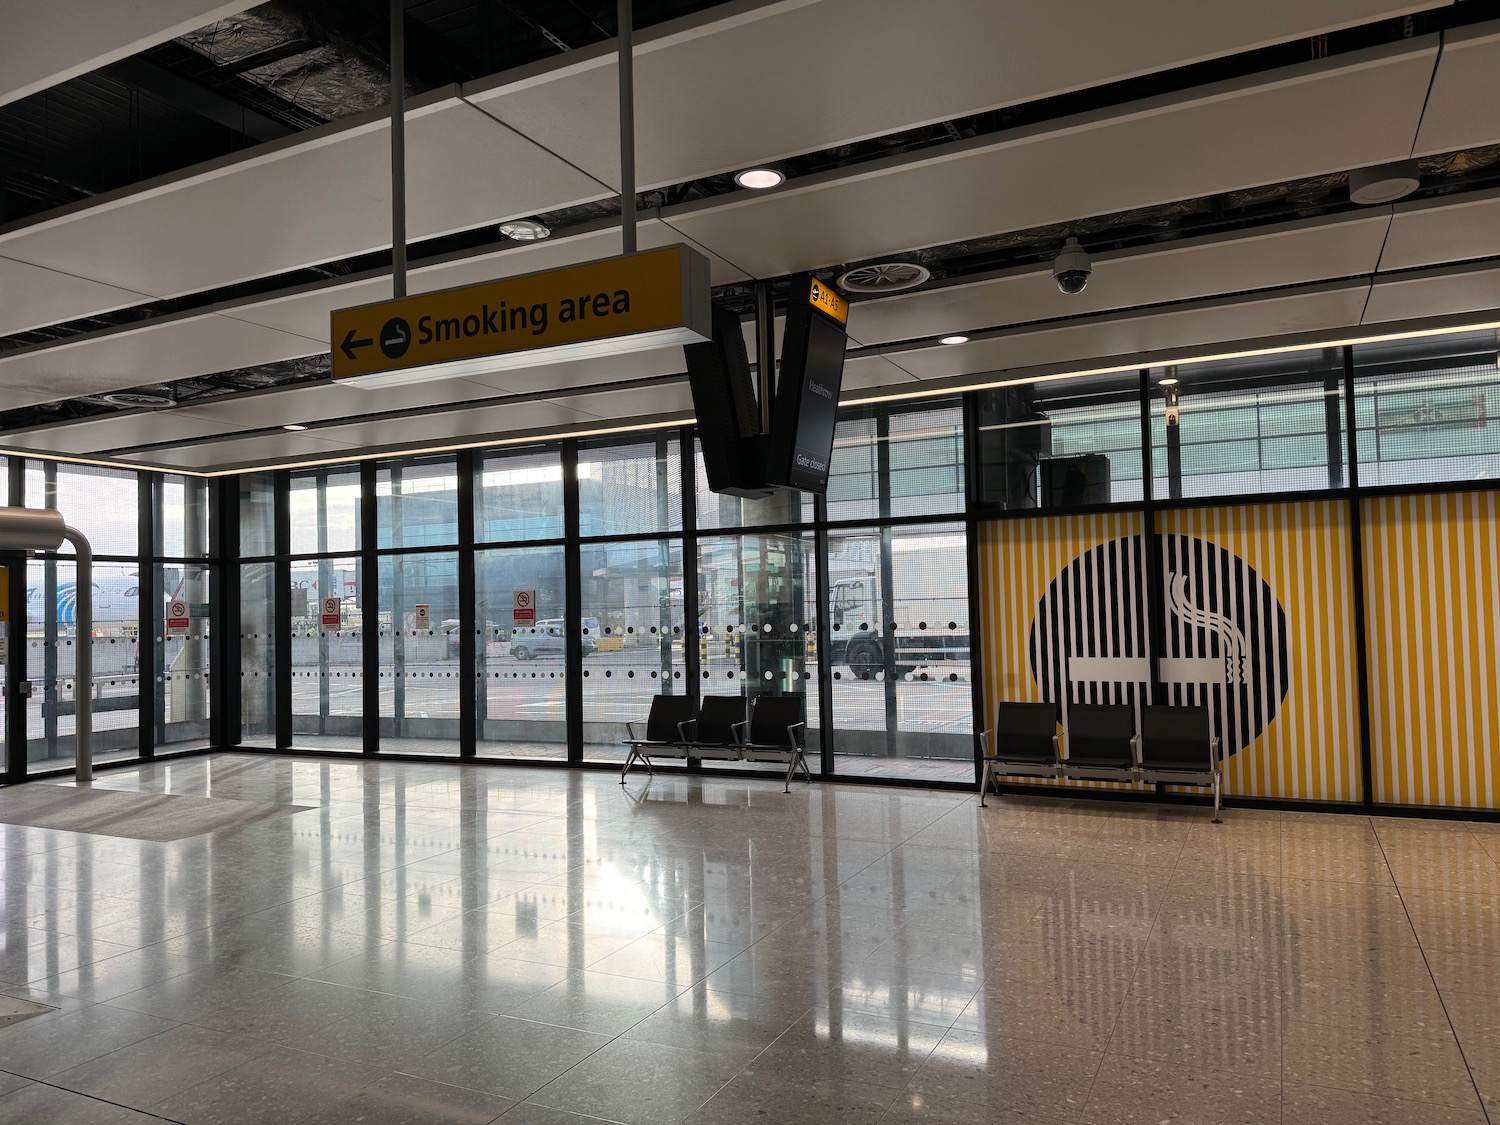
top-left (836, 261), bottom-right (931, 294)
top-left (101, 392), bottom-right (172, 408)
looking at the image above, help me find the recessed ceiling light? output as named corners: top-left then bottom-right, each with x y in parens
top-left (283, 423), bottom-right (308, 431)
top-left (1158, 377), bottom-right (1180, 386)
top-left (734, 167), bottom-right (785, 190)
top-left (939, 335), bottom-right (969, 345)
top-left (498, 218), bottom-right (551, 241)
top-left (1349, 160), bottom-right (1421, 205)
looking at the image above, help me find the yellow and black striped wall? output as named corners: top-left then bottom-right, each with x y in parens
top-left (978, 493), bottom-right (1498, 811)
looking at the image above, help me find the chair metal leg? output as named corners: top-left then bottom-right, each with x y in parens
top-left (1211, 772), bottom-right (1222, 824)
top-left (979, 759), bottom-right (993, 807)
top-left (620, 749), bottom-right (636, 784)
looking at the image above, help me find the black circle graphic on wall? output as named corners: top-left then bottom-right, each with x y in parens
top-left (1027, 534), bottom-right (1290, 758)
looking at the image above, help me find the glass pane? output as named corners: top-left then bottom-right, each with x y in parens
top-left (239, 471), bottom-right (276, 557)
top-left (159, 474), bottom-right (212, 558)
top-left (1151, 349), bottom-right (1345, 499)
top-left (378, 456), bottom-right (459, 548)
top-left (693, 441), bottom-right (812, 530)
top-left (1352, 332), bottom-right (1500, 487)
top-left (578, 438), bottom-right (682, 537)
top-left (379, 552), bottom-right (460, 753)
top-left (478, 448), bottom-right (564, 543)
top-left (291, 556), bottom-right (364, 750)
top-left (828, 523), bottom-right (973, 781)
top-left (697, 532), bottom-right (821, 774)
top-left (825, 414), bottom-right (880, 522)
top-left (476, 546), bottom-right (567, 758)
top-left (290, 466), bottom-right (361, 555)
top-left (976, 374), bottom-right (1143, 509)
top-left (241, 562), bottom-right (276, 747)
top-left (888, 404), bottom-right (965, 517)
top-left (26, 559), bottom-right (141, 772)
top-left (581, 538), bottom-right (686, 761)
top-left (158, 563), bottom-right (211, 750)
top-left (30, 463), bottom-right (139, 556)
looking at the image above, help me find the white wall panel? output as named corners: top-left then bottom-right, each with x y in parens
top-left (470, 0), bottom-right (1443, 190)
top-left (2, 0), bottom-right (247, 106)
top-left (847, 213), bottom-right (1392, 346)
top-left (663, 41), bottom-right (1436, 280)
top-left (1380, 187), bottom-right (1500, 271)
top-left (1413, 21), bottom-right (1500, 156)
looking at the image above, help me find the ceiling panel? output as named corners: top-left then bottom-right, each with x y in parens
top-left (548, 382), bottom-right (694, 420)
top-left (302, 399), bottom-right (600, 452)
top-left (2, 0), bottom-right (246, 106)
top-left (840, 354), bottom-right (920, 392)
top-left (0, 312), bottom-right (326, 409)
top-left (1412, 21), bottom-right (1500, 157)
top-left (469, 0), bottom-right (1441, 190)
top-left (1362, 261), bottom-right (1500, 325)
top-left (874, 282), bottom-right (1372, 382)
top-left (847, 212), bottom-right (1392, 346)
top-left (665, 41), bottom-right (1435, 280)
top-left (1379, 187), bottom-right (1500, 271)
top-left (115, 431), bottom-right (360, 470)
top-left (0, 412), bottom-right (242, 457)
top-left (0, 257), bottom-right (155, 337)
top-left (0, 96), bottom-right (610, 309)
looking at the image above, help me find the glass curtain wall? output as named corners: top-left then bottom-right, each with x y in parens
top-left (288, 467), bottom-right (364, 750)
top-left (24, 463), bottom-right (141, 771)
top-left (239, 472), bottom-right (276, 746)
top-left (475, 447), bottom-right (567, 758)
top-left (157, 475), bottom-right (212, 750)
top-left (579, 437), bottom-right (686, 762)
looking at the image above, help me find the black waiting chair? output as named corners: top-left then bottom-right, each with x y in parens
top-left (1063, 703), bottom-right (1136, 770)
top-left (1136, 704), bottom-right (1223, 822)
top-left (621, 694), bottom-right (696, 780)
top-left (740, 695), bottom-right (811, 792)
top-left (978, 701), bottom-right (1061, 806)
top-left (680, 695), bottom-right (748, 760)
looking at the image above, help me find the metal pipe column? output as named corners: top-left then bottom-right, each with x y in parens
top-left (618, 0), bottom-right (636, 254)
top-left (63, 526), bottom-right (92, 784)
top-left (390, 0), bottom-right (408, 298)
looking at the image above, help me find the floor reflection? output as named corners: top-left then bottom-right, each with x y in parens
top-left (0, 756), bottom-right (1492, 1124)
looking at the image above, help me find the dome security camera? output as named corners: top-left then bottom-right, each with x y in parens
top-left (1052, 237), bottom-right (1092, 295)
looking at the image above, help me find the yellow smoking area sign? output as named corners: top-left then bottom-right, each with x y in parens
top-left (331, 245), bottom-right (712, 384)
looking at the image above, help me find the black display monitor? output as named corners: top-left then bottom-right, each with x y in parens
top-left (766, 277), bottom-right (849, 493)
top-left (685, 304), bottom-right (774, 497)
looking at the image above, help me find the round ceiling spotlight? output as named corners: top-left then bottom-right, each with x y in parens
top-left (733, 167), bottom-right (785, 190)
top-left (1158, 377), bottom-right (1180, 386)
top-left (1348, 160), bottom-right (1421, 205)
top-left (499, 218), bottom-right (551, 241)
top-left (101, 391), bottom-right (172, 408)
top-left (836, 261), bottom-right (932, 294)
top-left (939, 335), bottom-right (970, 345)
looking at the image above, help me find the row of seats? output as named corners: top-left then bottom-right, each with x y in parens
top-left (980, 701), bottom-right (1224, 821)
top-left (621, 694), bottom-right (812, 791)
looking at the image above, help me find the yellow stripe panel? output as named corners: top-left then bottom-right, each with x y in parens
top-left (1158, 502), bottom-right (1360, 802)
top-left (1363, 492), bottom-right (1500, 809)
top-left (978, 512), bottom-right (1142, 792)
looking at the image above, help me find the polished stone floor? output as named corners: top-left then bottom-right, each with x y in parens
top-left (0, 755), bottom-right (1496, 1124)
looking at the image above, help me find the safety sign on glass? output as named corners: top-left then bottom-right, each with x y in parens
top-left (513, 590), bottom-right (536, 624)
top-left (167, 600), bottom-right (190, 636)
top-left (414, 604), bottom-right (431, 632)
top-left (321, 597), bottom-right (341, 627)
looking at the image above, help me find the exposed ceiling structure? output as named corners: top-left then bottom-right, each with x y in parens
top-left (4, 0), bottom-right (1500, 472)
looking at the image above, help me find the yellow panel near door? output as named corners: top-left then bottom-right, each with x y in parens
top-left (1362, 492), bottom-right (1500, 810)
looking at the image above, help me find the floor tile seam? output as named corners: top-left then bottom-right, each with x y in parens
top-left (1283, 1074), bottom-right (1491, 1112)
top-left (0, 1071), bottom-right (192, 1123)
top-left (1370, 826), bottom-right (1495, 1125)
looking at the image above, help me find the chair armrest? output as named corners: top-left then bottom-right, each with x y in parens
top-left (731, 719), bottom-right (749, 744)
top-left (785, 721), bottom-right (805, 747)
top-left (1130, 734), bottom-right (1142, 767)
top-left (627, 720), bottom-right (641, 740)
top-left (978, 728), bottom-right (994, 758)
top-left (677, 719), bottom-right (697, 742)
top-left (1051, 734), bottom-right (1062, 757)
